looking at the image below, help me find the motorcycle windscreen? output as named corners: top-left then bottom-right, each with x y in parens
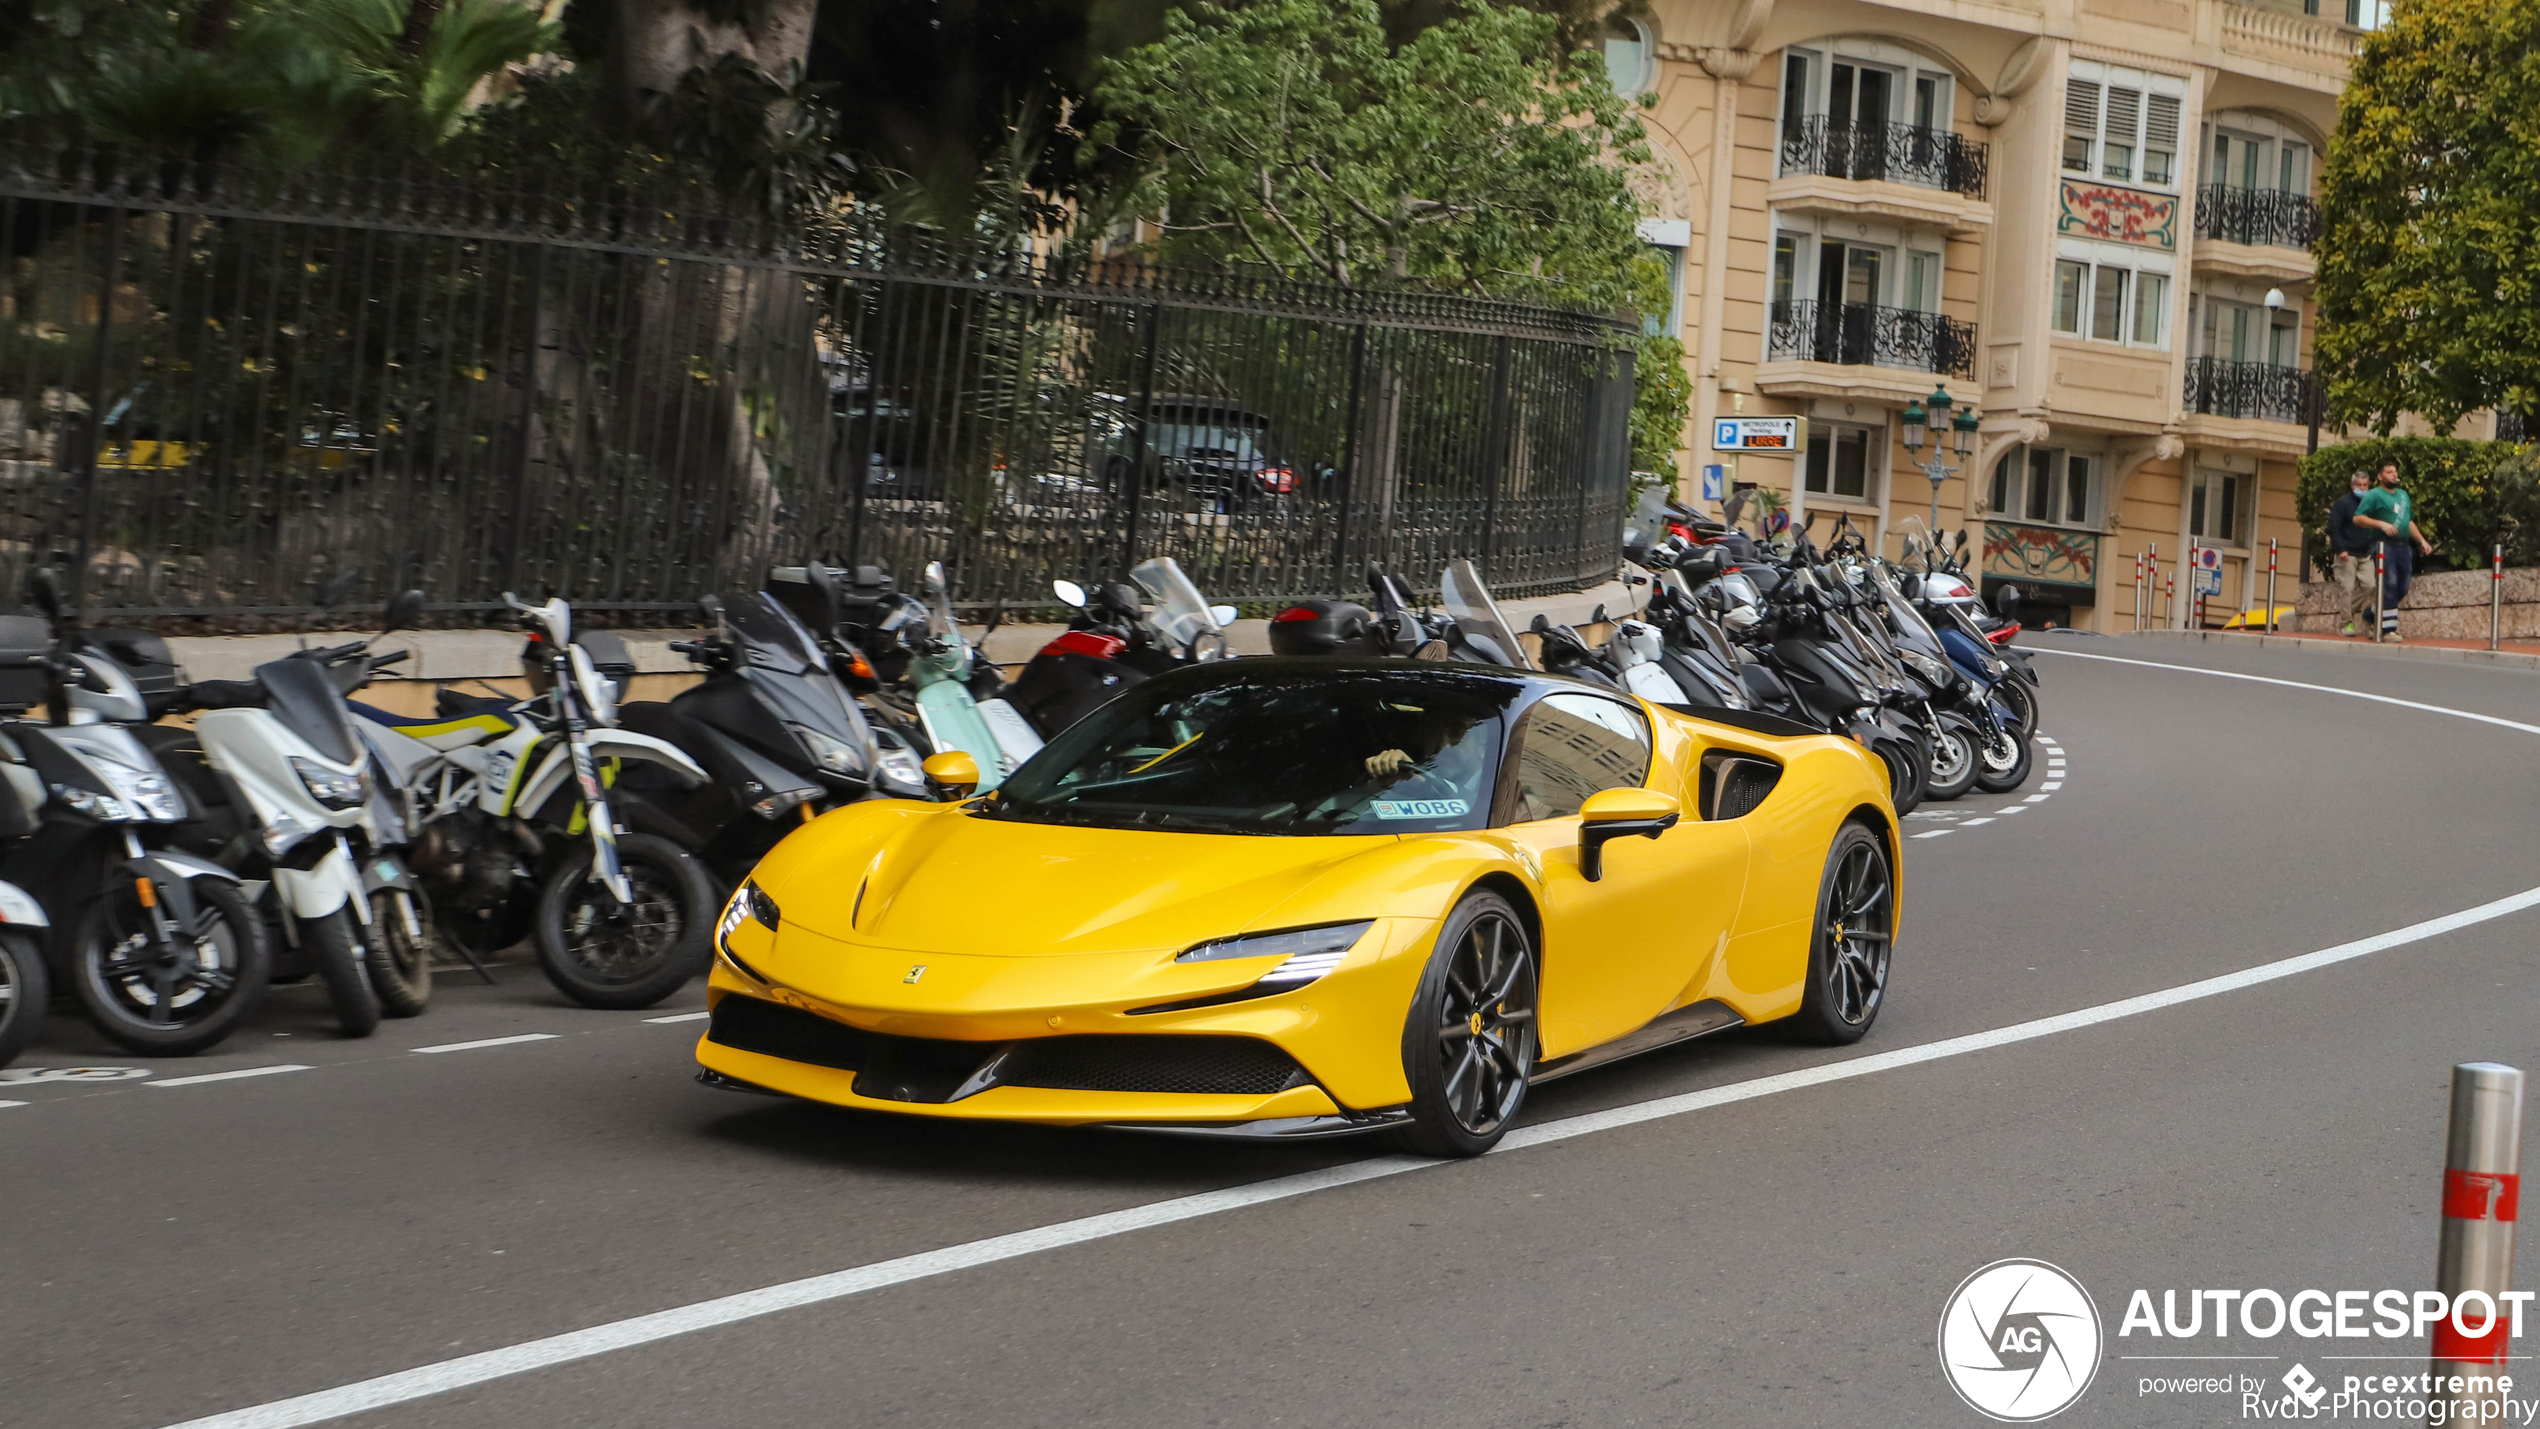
top-left (1128, 556), bottom-right (1221, 653)
top-left (253, 655), bottom-right (361, 765)
top-left (1440, 559), bottom-right (1533, 670)
top-left (920, 561), bottom-right (965, 655)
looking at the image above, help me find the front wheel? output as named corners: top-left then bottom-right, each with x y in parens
top-left (0, 929), bottom-right (48, 1068)
top-left (1786, 824), bottom-right (1895, 1045)
top-left (1922, 713), bottom-right (1981, 802)
top-left (73, 876), bottom-right (271, 1056)
top-left (1972, 711), bottom-right (2035, 794)
top-left (533, 832), bottom-right (714, 1010)
top-left (1997, 676), bottom-right (2039, 742)
top-left (1397, 891), bottom-right (1538, 1157)
top-left (365, 887), bottom-right (436, 1018)
top-left (302, 908), bottom-right (382, 1037)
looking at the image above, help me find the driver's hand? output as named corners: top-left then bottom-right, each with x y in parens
top-left (1365, 748), bottom-right (1413, 778)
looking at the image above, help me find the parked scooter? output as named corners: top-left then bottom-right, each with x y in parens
top-left (1003, 558), bottom-right (1240, 738)
top-left (352, 595), bottom-right (719, 1009)
top-left (0, 572), bottom-right (269, 1055)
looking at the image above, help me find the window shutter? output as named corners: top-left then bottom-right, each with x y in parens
top-left (2145, 95), bottom-right (2180, 151)
top-left (2065, 79), bottom-right (2101, 137)
top-left (2105, 87), bottom-right (2143, 145)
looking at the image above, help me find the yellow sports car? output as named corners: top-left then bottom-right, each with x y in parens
top-left (695, 659), bottom-right (1900, 1156)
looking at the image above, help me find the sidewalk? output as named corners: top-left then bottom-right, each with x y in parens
top-left (2108, 627), bottom-right (2540, 671)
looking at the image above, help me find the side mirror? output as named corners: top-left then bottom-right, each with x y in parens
top-left (1577, 787), bottom-right (1681, 881)
top-left (923, 560), bottom-right (949, 596)
top-left (922, 750), bottom-right (980, 799)
top-left (1052, 579), bottom-right (1087, 608)
top-left (1529, 612), bottom-right (1552, 634)
top-left (28, 568), bottom-right (62, 620)
top-left (698, 593), bottom-right (725, 626)
top-left (382, 589), bottom-right (425, 634)
top-left (1994, 584), bottom-right (2022, 617)
top-left (1209, 603), bottom-right (1239, 628)
top-left (805, 562), bottom-right (843, 628)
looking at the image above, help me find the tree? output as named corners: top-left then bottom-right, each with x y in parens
top-left (1087, 0), bottom-right (1681, 469)
top-left (2314, 0), bottom-right (2540, 435)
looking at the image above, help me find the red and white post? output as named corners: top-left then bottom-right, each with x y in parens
top-left (2375, 540), bottom-right (2388, 643)
top-left (2134, 550), bottom-right (2146, 632)
top-left (2433, 1062), bottom-right (2524, 1426)
top-left (2493, 543), bottom-right (2505, 652)
top-left (2266, 538), bottom-right (2280, 633)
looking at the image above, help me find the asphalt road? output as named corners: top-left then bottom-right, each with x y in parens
top-left (10, 634), bottom-right (2540, 1429)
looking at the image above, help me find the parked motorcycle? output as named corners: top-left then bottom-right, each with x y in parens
top-left (352, 595), bottom-right (718, 1009)
top-left (0, 572), bottom-right (269, 1055)
top-left (1003, 557), bottom-right (1240, 739)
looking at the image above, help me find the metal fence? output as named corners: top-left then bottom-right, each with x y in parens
top-left (1766, 299), bottom-right (1977, 377)
top-left (0, 150), bottom-right (1636, 621)
top-left (2184, 356), bottom-right (2319, 425)
top-left (2192, 184), bottom-right (2318, 250)
top-left (1777, 117), bottom-right (1989, 200)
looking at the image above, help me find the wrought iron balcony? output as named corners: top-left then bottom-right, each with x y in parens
top-left (2193, 185), bottom-right (2318, 250)
top-left (1777, 116), bottom-right (1989, 200)
top-left (2183, 356), bottom-right (2320, 425)
top-left (1767, 299), bottom-right (1977, 377)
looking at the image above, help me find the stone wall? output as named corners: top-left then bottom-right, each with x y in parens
top-left (2293, 567), bottom-right (2540, 640)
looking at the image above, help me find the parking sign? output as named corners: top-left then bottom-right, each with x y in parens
top-left (1711, 417), bottom-right (1799, 452)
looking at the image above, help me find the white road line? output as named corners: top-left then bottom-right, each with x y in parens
top-left (2024, 794), bottom-right (2051, 803)
top-left (0, 1099), bottom-right (24, 1109)
top-left (1911, 829), bottom-right (1953, 839)
top-left (411, 1035), bottom-right (557, 1055)
top-left (1959, 817), bottom-right (1994, 826)
top-left (159, 881), bottom-right (2540, 1429)
top-left (642, 1012), bottom-right (710, 1024)
top-left (2031, 646), bottom-right (2540, 735)
top-left (1997, 807), bottom-right (2027, 815)
top-left (2041, 781), bottom-right (2063, 790)
top-left (146, 1065), bottom-right (310, 1089)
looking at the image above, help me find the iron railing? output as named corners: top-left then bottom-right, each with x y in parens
top-left (2184, 356), bottom-right (2320, 425)
top-left (2193, 185), bottom-right (2318, 249)
top-left (1777, 117), bottom-right (1989, 200)
top-left (0, 150), bottom-right (1635, 621)
top-left (1766, 299), bottom-right (1977, 377)
top-left (2498, 411), bottom-right (2528, 444)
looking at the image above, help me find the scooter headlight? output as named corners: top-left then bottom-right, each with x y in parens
top-left (873, 742), bottom-right (928, 800)
top-left (51, 783), bottom-right (131, 822)
top-left (786, 723), bottom-right (865, 778)
top-left (290, 757), bottom-right (369, 810)
top-left (67, 750), bottom-right (187, 823)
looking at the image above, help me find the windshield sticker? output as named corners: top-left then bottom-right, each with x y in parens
top-left (1371, 798), bottom-right (1469, 820)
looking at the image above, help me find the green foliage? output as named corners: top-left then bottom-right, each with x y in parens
top-left (2314, 0), bottom-right (2540, 434)
top-left (1630, 331), bottom-right (1688, 477)
top-left (2294, 436), bottom-right (2536, 573)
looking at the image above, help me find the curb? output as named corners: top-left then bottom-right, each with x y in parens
top-left (2078, 629), bottom-right (2540, 673)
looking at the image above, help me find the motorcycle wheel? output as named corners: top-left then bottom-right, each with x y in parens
top-left (73, 876), bottom-right (271, 1056)
top-left (0, 929), bottom-right (47, 1068)
top-left (533, 832), bottom-right (714, 1010)
top-left (1973, 714), bottom-right (2036, 794)
top-left (1923, 714), bottom-right (1981, 802)
top-left (302, 908), bottom-right (382, 1037)
top-left (1879, 735), bottom-right (1927, 817)
top-left (1997, 677), bottom-right (2039, 742)
top-left (365, 887), bottom-right (437, 1018)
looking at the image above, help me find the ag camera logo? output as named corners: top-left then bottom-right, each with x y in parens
top-left (1938, 1259), bottom-right (2103, 1421)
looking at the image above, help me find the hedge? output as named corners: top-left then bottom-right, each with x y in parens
top-left (2295, 437), bottom-right (2537, 576)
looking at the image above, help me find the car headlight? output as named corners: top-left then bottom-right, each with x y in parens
top-left (787, 723), bottom-right (865, 778)
top-left (290, 757), bottom-right (368, 811)
top-left (51, 783), bottom-right (131, 821)
top-left (1177, 920), bottom-right (1374, 989)
top-left (715, 881), bottom-right (780, 979)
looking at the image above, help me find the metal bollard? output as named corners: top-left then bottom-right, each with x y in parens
top-left (2376, 540), bottom-right (2387, 643)
top-left (2267, 538), bottom-right (2279, 633)
top-left (2134, 550), bottom-right (2146, 632)
top-left (2432, 1062), bottom-right (2524, 1427)
top-left (2493, 543), bottom-right (2504, 652)
top-left (2147, 542), bottom-right (2158, 632)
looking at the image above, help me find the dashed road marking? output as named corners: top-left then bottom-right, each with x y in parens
top-left (146, 1065), bottom-right (311, 1089)
top-left (0, 1099), bottom-right (24, 1109)
top-left (1960, 817), bottom-right (1994, 826)
top-left (413, 1034), bottom-right (557, 1055)
top-left (643, 1012), bottom-right (711, 1025)
top-left (1912, 829), bottom-right (1953, 839)
top-left (2024, 794), bottom-right (2051, 803)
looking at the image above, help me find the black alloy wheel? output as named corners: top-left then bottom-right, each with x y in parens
top-left (1972, 713), bottom-right (2035, 794)
top-left (1789, 824), bottom-right (1894, 1045)
top-left (1997, 676), bottom-right (2039, 741)
top-left (73, 875), bottom-right (271, 1056)
top-left (533, 831), bottom-right (714, 1010)
top-left (1399, 891), bottom-right (1538, 1157)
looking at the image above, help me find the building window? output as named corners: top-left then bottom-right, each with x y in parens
top-left (1906, 251), bottom-right (1941, 313)
top-left (2210, 120), bottom-right (2313, 197)
top-left (1642, 243), bottom-right (1685, 337)
top-left (1991, 448), bottom-right (2097, 528)
top-left (1602, 15), bottom-right (1654, 96)
top-left (2053, 253), bottom-right (2170, 348)
top-left (2065, 63), bottom-right (2185, 189)
top-left (1806, 427), bottom-right (1874, 499)
top-left (2189, 470), bottom-right (2244, 545)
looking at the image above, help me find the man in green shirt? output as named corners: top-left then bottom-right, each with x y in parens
top-left (2353, 457), bottom-right (2433, 640)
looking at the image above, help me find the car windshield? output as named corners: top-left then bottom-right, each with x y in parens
top-left (985, 668), bottom-right (1520, 835)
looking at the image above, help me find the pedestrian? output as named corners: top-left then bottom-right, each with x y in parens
top-left (2352, 456), bottom-right (2434, 641)
top-left (2326, 469), bottom-right (2374, 636)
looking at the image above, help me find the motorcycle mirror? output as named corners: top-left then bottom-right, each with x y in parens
top-left (1529, 612), bottom-right (1552, 634)
top-left (1592, 602), bottom-right (1608, 627)
top-left (805, 562), bottom-right (843, 627)
top-left (1051, 579), bottom-right (1087, 608)
top-left (381, 588), bottom-right (424, 634)
top-left (27, 568), bottom-right (62, 620)
top-left (697, 593), bottom-right (725, 627)
top-left (1994, 583), bottom-right (2023, 616)
top-left (1208, 603), bottom-right (1239, 628)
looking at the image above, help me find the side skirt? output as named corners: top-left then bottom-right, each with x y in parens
top-left (1530, 999), bottom-right (1746, 1085)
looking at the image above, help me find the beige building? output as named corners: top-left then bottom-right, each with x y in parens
top-left (1606, 0), bottom-right (2373, 630)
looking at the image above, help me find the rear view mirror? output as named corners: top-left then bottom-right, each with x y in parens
top-left (922, 750), bottom-right (980, 799)
top-left (1578, 788), bottom-right (1681, 881)
top-left (1208, 604), bottom-right (1239, 628)
top-left (382, 589), bottom-right (424, 634)
top-left (1052, 580), bottom-right (1087, 608)
top-left (1994, 584), bottom-right (2022, 617)
top-left (805, 562), bottom-right (843, 628)
top-left (698, 593), bottom-right (725, 626)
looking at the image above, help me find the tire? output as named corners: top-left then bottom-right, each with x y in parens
top-left (1972, 709), bottom-right (2036, 794)
top-left (533, 832), bottom-right (715, 1010)
top-left (302, 908), bottom-right (382, 1037)
top-left (1996, 676), bottom-right (2039, 743)
top-left (1786, 824), bottom-right (1895, 1045)
top-left (1879, 735), bottom-right (1926, 816)
top-left (73, 875), bottom-right (271, 1056)
top-left (1396, 891), bottom-right (1538, 1158)
top-left (365, 887), bottom-right (436, 1018)
top-left (1922, 713), bottom-right (1981, 802)
top-left (0, 930), bottom-right (47, 1069)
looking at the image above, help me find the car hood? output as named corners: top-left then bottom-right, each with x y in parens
top-left (755, 803), bottom-right (1404, 959)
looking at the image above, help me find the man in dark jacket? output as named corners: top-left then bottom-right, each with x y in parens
top-left (2326, 469), bottom-right (2373, 635)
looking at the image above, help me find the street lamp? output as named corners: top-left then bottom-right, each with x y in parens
top-left (2264, 287), bottom-right (2323, 453)
top-left (1900, 384), bottom-right (1978, 532)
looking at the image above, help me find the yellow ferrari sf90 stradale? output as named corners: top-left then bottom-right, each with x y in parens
top-left (694, 658), bottom-right (1900, 1156)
